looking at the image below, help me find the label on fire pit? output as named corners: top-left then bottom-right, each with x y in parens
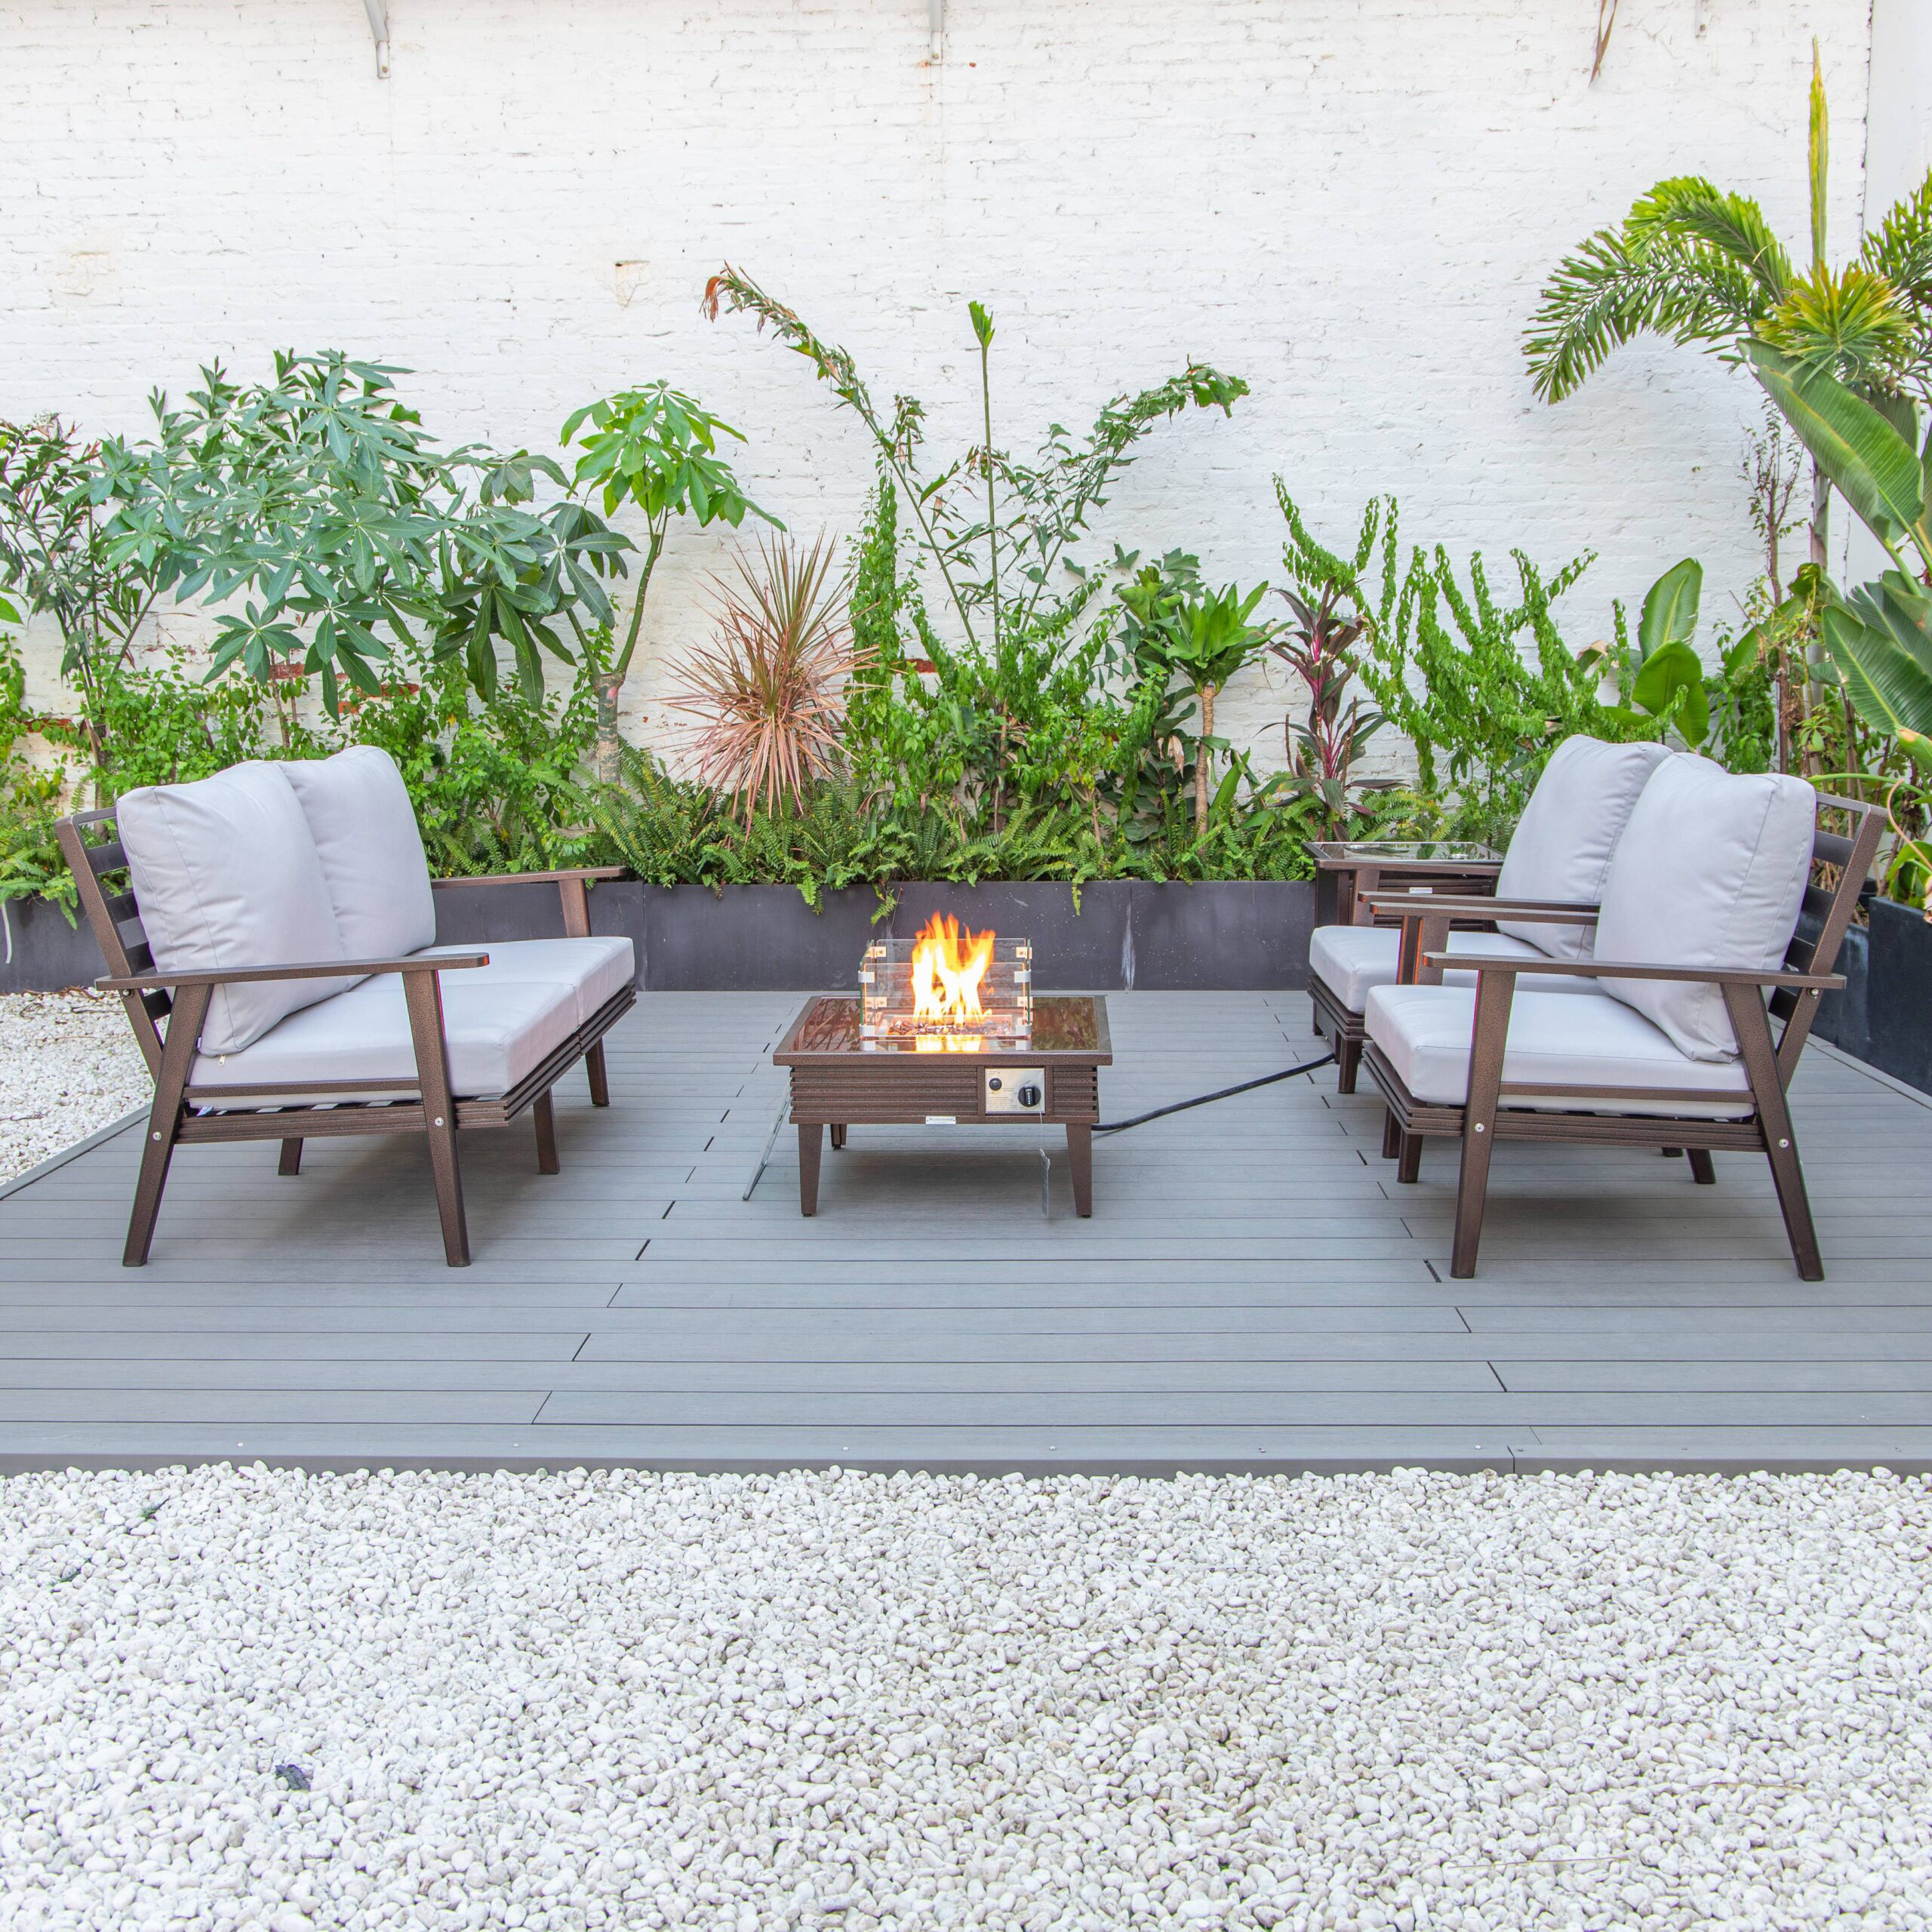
top-left (924, 1115), bottom-right (958, 1126)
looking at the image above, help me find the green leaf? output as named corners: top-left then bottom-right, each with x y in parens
top-left (968, 300), bottom-right (995, 350)
top-left (1629, 639), bottom-right (1710, 745)
top-left (1746, 341), bottom-right (1925, 548)
top-left (1820, 592), bottom-right (1932, 744)
top-left (1638, 557), bottom-right (1702, 659)
top-left (1808, 38), bottom-right (1829, 272)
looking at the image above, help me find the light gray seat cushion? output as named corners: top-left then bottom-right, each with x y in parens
top-left (1364, 983), bottom-right (1754, 1118)
top-left (282, 746), bottom-right (437, 960)
top-left (189, 968), bottom-right (581, 1104)
top-left (1309, 924), bottom-right (1601, 1011)
top-left (1592, 756), bottom-right (1816, 1061)
top-left (414, 937), bottom-right (635, 1028)
top-left (1492, 736), bottom-right (1673, 960)
top-left (116, 761), bottom-right (352, 1056)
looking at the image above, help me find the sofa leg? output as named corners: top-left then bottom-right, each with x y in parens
top-left (534, 1091), bottom-right (560, 1175)
top-left (1724, 983), bottom-right (1823, 1281)
top-left (586, 1040), bottom-right (611, 1108)
top-left (1687, 1148), bottom-right (1717, 1186)
top-left (1381, 1109), bottom-right (1401, 1161)
top-left (1336, 1036), bottom-right (1361, 1096)
top-left (123, 982), bottom-right (207, 1269)
top-left (1395, 1132), bottom-right (1423, 1184)
top-left (278, 1137), bottom-right (303, 1177)
top-left (1449, 1127), bottom-right (1496, 1278)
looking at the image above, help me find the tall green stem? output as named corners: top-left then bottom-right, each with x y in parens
top-left (980, 339), bottom-right (999, 657)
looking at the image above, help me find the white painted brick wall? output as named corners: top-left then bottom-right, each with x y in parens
top-left (0, 0), bottom-right (1876, 779)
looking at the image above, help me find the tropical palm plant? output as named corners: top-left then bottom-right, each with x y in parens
top-left (666, 534), bottom-right (863, 824)
top-left (1524, 43), bottom-right (1932, 570)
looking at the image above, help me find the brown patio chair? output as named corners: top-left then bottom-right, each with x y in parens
top-left (57, 748), bottom-right (635, 1269)
top-left (1308, 737), bottom-right (1672, 1093)
top-left (1358, 764), bottom-right (1881, 1280)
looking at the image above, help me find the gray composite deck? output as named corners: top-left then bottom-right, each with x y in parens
top-left (2, 989), bottom-right (1930, 1474)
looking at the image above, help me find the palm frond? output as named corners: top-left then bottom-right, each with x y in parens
top-left (1524, 228), bottom-right (1772, 402)
top-left (1860, 173), bottom-right (1932, 319)
top-left (1626, 177), bottom-right (1795, 298)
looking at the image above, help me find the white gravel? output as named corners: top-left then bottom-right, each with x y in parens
top-left (1, 1466), bottom-right (1928, 1932)
top-left (0, 989), bottom-right (151, 1184)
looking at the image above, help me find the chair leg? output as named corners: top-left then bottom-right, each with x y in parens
top-left (534, 1091), bottom-right (560, 1175)
top-left (1449, 968), bottom-right (1515, 1280)
top-left (1687, 1148), bottom-right (1717, 1186)
top-left (1724, 983), bottom-right (1822, 1281)
top-left (830, 1123), bottom-right (846, 1151)
top-left (1381, 1109), bottom-right (1401, 1160)
top-left (1336, 1035), bottom-right (1361, 1096)
top-left (586, 1041), bottom-right (611, 1108)
top-left (124, 983), bottom-right (208, 1269)
top-left (403, 970), bottom-right (470, 1268)
top-left (1395, 1132), bottom-right (1423, 1184)
top-left (278, 1137), bottom-right (303, 1176)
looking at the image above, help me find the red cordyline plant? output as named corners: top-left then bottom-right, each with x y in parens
top-left (1271, 585), bottom-right (1382, 836)
top-left (666, 534), bottom-right (864, 823)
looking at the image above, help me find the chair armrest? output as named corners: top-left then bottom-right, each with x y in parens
top-left (96, 952), bottom-right (490, 992)
top-left (1423, 952), bottom-right (1844, 992)
top-left (1362, 892), bottom-right (1599, 923)
top-left (430, 869), bottom-right (624, 888)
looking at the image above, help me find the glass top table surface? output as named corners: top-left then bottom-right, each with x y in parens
top-left (1307, 838), bottom-right (1498, 866)
top-left (778, 995), bottom-right (1108, 1059)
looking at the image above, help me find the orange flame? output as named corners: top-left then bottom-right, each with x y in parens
top-left (909, 912), bottom-right (996, 1029)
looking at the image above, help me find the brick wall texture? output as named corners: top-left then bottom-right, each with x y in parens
top-left (0, 0), bottom-right (1878, 772)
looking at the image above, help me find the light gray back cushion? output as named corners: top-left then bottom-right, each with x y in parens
top-left (117, 761), bottom-right (353, 1057)
top-left (1593, 755), bottom-right (1817, 1061)
top-left (1494, 736), bottom-right (1674, 960)
top-left (282, 746), bottom-right (437, 961)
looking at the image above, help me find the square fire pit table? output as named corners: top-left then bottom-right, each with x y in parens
top-left (773, 994), bottom-right (1112, 1217)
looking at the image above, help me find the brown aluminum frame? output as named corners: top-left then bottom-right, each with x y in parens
top-left (56, 807), bottom-right (635, 1268)
top-left (1354, 795), bottom-right (1884, 1280)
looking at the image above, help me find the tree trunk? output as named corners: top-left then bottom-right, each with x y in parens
top-left (592, 670), bottom-right (627, 786)
top-left (1195, 684), bottom-right (1217, 838)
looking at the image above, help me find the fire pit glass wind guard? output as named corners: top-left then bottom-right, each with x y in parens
top-left (859, 913), bottom-right (1032, 1048)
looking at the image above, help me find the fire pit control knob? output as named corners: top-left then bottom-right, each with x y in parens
top-left (1017, 1084), bottom-right (1042, 1108)
top-left (988, 1076), bottom-right (1004, 1092)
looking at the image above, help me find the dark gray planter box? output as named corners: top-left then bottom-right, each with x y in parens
top-left (1807, 894), bottom-right (1932, 1095)
top-left (1127, 881), bottom-right (1315, 990)
top-left (0, 894), bottom-right (106, 994)
top-left (0, 876), bottom-right (1322, 995)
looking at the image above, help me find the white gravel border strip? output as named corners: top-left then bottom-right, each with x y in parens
top-left (2, 1463), bottom-right (1929, 1932)
top-left (0, 1106), bottom-right (144, 1204)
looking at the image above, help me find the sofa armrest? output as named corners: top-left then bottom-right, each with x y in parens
top-left (429, 869), bottom-right (624, 888)
top-left (429, 868), bottom-right (622, 940)
top-left (97, 952), bottom-right (490, 992)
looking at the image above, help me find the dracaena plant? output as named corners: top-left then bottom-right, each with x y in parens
top-left (85, 351), bottom-right (634, 720)
top-left (562, 382), bottom-right (780, 783)
top-left (1524, 42), bottom-right (1932, 573)
top-left (666, 534), bottom-right (862, 825)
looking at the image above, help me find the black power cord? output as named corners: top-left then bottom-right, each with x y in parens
top-left (1094, 1051), bottom-right (1337, 1135)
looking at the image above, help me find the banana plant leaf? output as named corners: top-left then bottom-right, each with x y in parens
top-left (1746, 342), bottom-right (1928, 562)
top-left (1629, 638), bottom-right (1710, 746)
top-left (1638, 557), bottom-right (1702, 658)
top-left (1820, 576), bottom-right (1932, 758)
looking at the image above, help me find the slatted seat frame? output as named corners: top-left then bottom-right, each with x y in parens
top-left (56, 805), bottom-right (635, 1269)
top-left (1356, 795), bottom-right (1884, 1281)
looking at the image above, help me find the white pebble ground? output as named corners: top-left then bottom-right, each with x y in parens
top-left (2, 1466), bottom-right (1928, 1932)
top-left (0, 990), bottom-right (150, 1183)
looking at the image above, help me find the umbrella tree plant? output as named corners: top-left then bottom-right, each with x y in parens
top-left (561, 383), bottom-right (779, 782)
